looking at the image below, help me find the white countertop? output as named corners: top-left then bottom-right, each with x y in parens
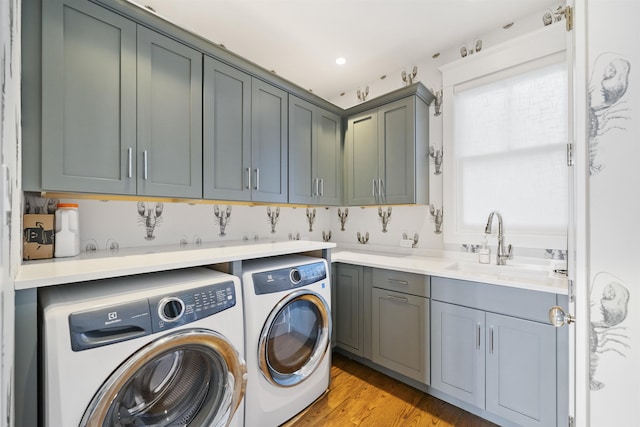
top-left (332, 249), bottom-right (568, 295)
top-left (16, 240), bottom-right (568, 295)
top-left (15, 239), bottom-right (335, 290)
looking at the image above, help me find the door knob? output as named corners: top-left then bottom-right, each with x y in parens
top-left (548, 305), bottom-right (575, 327)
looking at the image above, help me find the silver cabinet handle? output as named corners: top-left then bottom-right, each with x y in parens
top-left (489, 326), bottom-right (494, 354)
top-left (245, 168), bottom-right (251, 190)
top-left (143, 150), bottom-right (148, 180)
top-left (372, 179), bottom-right (377, 198)
top-left (254, 168), bottom-right (259, 190)
top-left (319, 178), bottom-right (324, 196)
top-left (476, 323), bottom-right (481, 350)
top-left (127, 147), bottom-right (133, 178)
top-left (387, 278), bottom-right (409, 286)
top-left (379, 179), bottom-right (385, 201)
top-left (386, 294), bottom-right (408, 303)
top-left (313, 178), bottom-right (319, 197)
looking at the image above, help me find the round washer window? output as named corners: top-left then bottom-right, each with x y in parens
top-left (81, 329), bottom-right (246, 427)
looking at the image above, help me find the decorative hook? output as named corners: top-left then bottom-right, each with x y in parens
top-left (401, 65), bottom-right (418, 86)
top-left (357, 231), bottom-right (370, 244)
top-left (432, 88), bottom-right (443, 117)
top-left (378, 207), bottom-right (392, 232)
top-left (429, 146), bottom-right (443, 175)
top-left (357, 86), bottom-right (370, 102)
top-left (429, 203), bottom-right (443, 234)
top-left (306, 208), bottom-right (316, 232)
top-left (267, 206), bottom-right (280, 234)
top-left (402, 232), bottom-right (419, 248)
top-left (338, 208), bottom-right (349, 231)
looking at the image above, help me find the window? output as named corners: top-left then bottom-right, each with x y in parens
top-left (441, 25), bottom-right (568, 250)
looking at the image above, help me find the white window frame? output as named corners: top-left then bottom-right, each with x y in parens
top-left (440, 24), bottom-right (567, 250)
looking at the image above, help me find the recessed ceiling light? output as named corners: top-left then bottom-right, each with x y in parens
top-left (335, 57), bottom-right (347, 65)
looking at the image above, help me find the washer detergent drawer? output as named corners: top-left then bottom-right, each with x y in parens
top-left (69, 299), bottom-right (152, 351)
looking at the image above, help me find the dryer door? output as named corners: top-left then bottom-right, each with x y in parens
top-left (81, 328), bottom-right (246, 427)
top-left (259, 290), bottom-right (331, 387)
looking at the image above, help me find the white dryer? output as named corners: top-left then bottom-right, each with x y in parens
top-left (241, 255), bottom-right (332, 426)
top-left (39, 267), bottom-right (247, 427)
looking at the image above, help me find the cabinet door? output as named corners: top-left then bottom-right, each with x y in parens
top-left (372, 288), bottom-right (429, 384)
top-left (316, 109), bottom-right (342, 205)
top-left (334, 264), bottom-right (363, 356)
top-left (486, 313), bottom-right (557, 427)
top-left (378, 97), bottom-right (415, 204)
top-left (346, 110), bottom-right (378, 205)
top-left (251, 79), bottom-right (288, 203)
top-left (288, 96), bottom-right (316, 205)
top-left (42, 0), bottom-right (136, 194)
top-left (431, 300), bottom-right (485, 408)
top-left (203, 57), bottom-right (252, 201)
top-left (137, 27), bottom-right (202, 198)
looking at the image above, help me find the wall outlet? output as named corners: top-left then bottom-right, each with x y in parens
top-left (400, 239), bottom-right (414, 248)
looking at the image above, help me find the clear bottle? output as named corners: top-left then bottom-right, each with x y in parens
top-left (478, 235), bottom-right (491, 264)
top-left (54, 203), bottom-right (80, 257)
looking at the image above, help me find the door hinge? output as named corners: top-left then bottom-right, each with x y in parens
top-left (569, 415), bottom-right (575, 427)
top-left (558, 5), bottom-right (574, 31)
top-left (569, 279), bottom-right (575, 303)
top-left (567, 143), bottom-right (574, 166)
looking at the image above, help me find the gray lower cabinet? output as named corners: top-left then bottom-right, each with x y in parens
top-left (203, 57), bottom-right (288, 203)
top-left (431, 277), bottom-right (559, 427)
top-left (333, 264), bottom-right (364, 356)
top-left (371, 269), bottom-right (430, 384)
top-left (40, 0), bottom-right (202, 197)
top-left (345, 94), bottom-right (429, 205)
top-left (289, 96), bottom-right (342, 205)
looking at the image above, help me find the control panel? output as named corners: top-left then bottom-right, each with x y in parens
top-left (252, 261), bottom-right (327, 295)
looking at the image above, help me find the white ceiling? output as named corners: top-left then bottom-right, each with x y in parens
top-left (135, 0), bottom-right (559, 101)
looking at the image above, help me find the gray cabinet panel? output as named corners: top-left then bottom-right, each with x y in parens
top-left (288, 97), bottom-right (315, 204)
top-left (42, 0), bottom-right (137, 194)
top-left (334, 264), bottom-right (364, 356)
top-left (137, 27), bottom-right (202, 198)
top-left (379, 97), bottom-right (415, 204)
top-left (346, 110), bottom-right (378, 205)
top-left (251, 79), bottom-right (288, 203)
top-left (431, 300), bottom-right (486, 408)
top-left (316, 111), bottom-right (342, 205)
top-left (486, 313), bottom-right (557, 427)
top-left (372, 287), bottom-right (429, 383)
top-left (203, 57), bottom-right (252, 201)
top-left (289, 96), bottom-right (342, 205)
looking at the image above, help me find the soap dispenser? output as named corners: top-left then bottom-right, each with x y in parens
top-left (479, 235), bottom-right (491, 264)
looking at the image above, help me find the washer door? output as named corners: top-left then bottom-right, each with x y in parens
top-left (81, 328), bottom-right (246, 427)
top-left (259, 290), bottom-right (331, 387)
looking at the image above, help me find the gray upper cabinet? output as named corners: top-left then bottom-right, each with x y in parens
top-left (137, 27), bottom-right (202, 198)
top-left (41, 0), bottom-right (137, 194)
top-left (203, 59), bottom-right (288, 203)
top-left (40, 0), bottom-right (202, 197)
top-left (289, 96), bottom-right (342, 205)
top-left (251, 79), bottom-right (289, 203)
top-left (345, 91), bottom-right (429, 206)
top-left (203, 57), bottom-right (252, 201)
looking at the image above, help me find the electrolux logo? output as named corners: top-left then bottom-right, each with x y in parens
top-left (105, 311), bottom-right (122, 326)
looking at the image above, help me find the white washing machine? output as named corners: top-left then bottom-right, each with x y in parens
top-left (39, 267), bottom-right (247, 427)
top-left (241, 255), bottom-right (332, 427)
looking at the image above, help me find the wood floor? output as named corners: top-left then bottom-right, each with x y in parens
top-left (283, 352), bottom-right (498, 427)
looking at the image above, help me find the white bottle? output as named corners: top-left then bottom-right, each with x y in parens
top-left (478, 235), bottom-right (491, 264)
top-left (54, 203), bottom-right (80, 257)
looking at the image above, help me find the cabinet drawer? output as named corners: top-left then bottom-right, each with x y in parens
top-left (372, 268), bottom-right (429, 297)
top-left (431, 276), bottom-right (556, 323)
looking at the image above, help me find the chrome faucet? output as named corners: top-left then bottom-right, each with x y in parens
top-left (484, 211), bottom-right (513, 265)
